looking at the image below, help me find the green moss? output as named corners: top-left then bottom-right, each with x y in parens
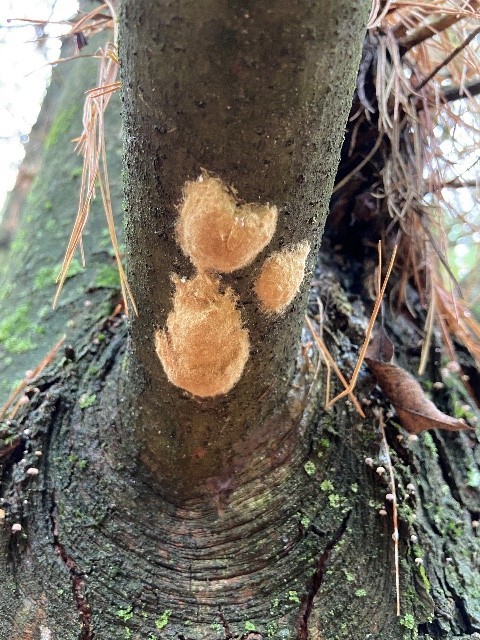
top-left (34, 259), bottom-right (83, 289)
top-left (70, 166), bottom-right (83, 179)
top-left (398, 501), bottom-right (417, 526)
top-left (399, 613), bottom-right (415, 630)
top-left (79, 393), bottom-right (96, 409)
top-left (0, 283), bottom-right (13, 302)
top-left (244, 621), bottom-right (256, 631)
top-left (343, 569), bottom-right (355, 582)
top-left (328, 494), bottom-right (347, 509)
top-left (116, 606), bottom-right (133, 622)
top-left (287, 590), bottom-right (300, 603)
top-left (10, 228), bottom-right (28, 254)
top-left (422, 432), bottom-right (437, 455)
top-left (99, 227), bottom-right (113, 248)
top-left (3, 336), bottom-right (35, 353)
top-left (467, 467), bottom-right (480, 488)
top-left (300, 514), bottom-right (311, 528)
top-left (0, 304), bottom-right (39, 353)
top-left (320, 479), bottom-right (334, 492)
top-left (155, 610), bottom-right (172, 629)
top-left (94, 264), bottom-right (120, 288)
top-left (45, 106), bottom-right (77, 149)
top-left (446, 519), bottom-right (464, 538)
top-left (38, 305), bottom-right (51, 319)
top-left (303, 461), bottom-right (316, 476)
top-left (35, 266), bottom-right (58, 289)
top-left (417, 564), bottom-right (431, 593)
top-left (45, 218), bottom-right (57, 232)
top-left (354, 588), bottom-right (367, 597)
top-left (86, 364), bottom-right (100, 379)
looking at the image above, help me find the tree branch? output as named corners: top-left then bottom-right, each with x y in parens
top-left (397, 3), bottom-right (479, 51)
top-left (435, 178), bottom-right (479, 190)
top-left (442, 78), bottom-right (480, 102)
top-left (415, 25), bottom-right (480, 91)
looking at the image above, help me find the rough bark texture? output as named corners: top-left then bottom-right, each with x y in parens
top-left (0, 3), bottom-right (479, 640)
top-left (120, 0), bottom-right (370, 495)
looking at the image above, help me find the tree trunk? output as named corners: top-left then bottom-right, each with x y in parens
top-left (120, 0), bottom-right (370, 496)
top-left (1, 3), bottom-right (479, 640)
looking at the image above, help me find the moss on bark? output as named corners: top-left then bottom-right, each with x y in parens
top-left (0, 34), bottom-right (125, 404)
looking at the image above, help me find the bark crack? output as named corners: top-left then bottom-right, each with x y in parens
top-left (431, 432), bottom-right (463, 506)
top-left (442, 565), bottom-right (479, 635)
top-left (49, 490), bottom-right (94, 640)
top-left (295, 510), bottom-right (352, 640)
top-left (218, 607), bottom-right (233, 640)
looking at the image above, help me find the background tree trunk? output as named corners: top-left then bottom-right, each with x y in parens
top-left (1, 3), bottom-right (479, 640)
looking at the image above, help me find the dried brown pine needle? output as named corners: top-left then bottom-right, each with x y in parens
top-left (395, 1), bottom-right (480, 48)
top-left (325, 242), bottom-right (397, 411)
top-left (305, 315), bottom-right (365, 418)
top-left (377, 410), bottom-right (401, 617)
top-left (415, 24), bottom-right (480, 91)
top-left (47, 2), bottom-right (136, 315)
top-left (53, 35), bottom-right (136, 315)
top-left (435, 280), bottom-right (480, 367)
top-left (348, 1), bottom-right (480, 396)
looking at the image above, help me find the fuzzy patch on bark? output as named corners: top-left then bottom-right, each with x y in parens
top-left (255, 242), bottom-right (310, 313)
top-left (176, 175), bottom-right (277, 273)
top-left (155, 272), bottom-right (250, 397)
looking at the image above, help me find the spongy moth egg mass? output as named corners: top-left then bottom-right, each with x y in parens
top-left (255, 241), bottom-right (311, 314)
top-left (155, 273), bottom-right (250, 397)
top-left (176, 176), bottom-right (277, 273)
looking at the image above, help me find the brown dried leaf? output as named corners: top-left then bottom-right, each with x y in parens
top-left (366, 326), bottom-right (394, 363)
top-left (366, 339), bottom-right (471, 434)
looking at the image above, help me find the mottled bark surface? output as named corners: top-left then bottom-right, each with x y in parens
top-left (0, 2), bottom-right (479, 640)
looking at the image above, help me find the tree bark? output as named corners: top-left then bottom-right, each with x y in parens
top-left (1, 3), bottom-right (479, 640)
top-left (120, 0), bottom-right (370, 496)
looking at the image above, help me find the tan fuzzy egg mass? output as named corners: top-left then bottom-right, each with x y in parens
top-left (176, 176), bottom-right (277, 273)
top-left (155, 273), bottom-right (250, 397)
top-left (255, 241), bottom-right (311, 313)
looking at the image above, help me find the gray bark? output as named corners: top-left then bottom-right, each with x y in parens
top-left (121, 0), bottom-right (370, 497)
